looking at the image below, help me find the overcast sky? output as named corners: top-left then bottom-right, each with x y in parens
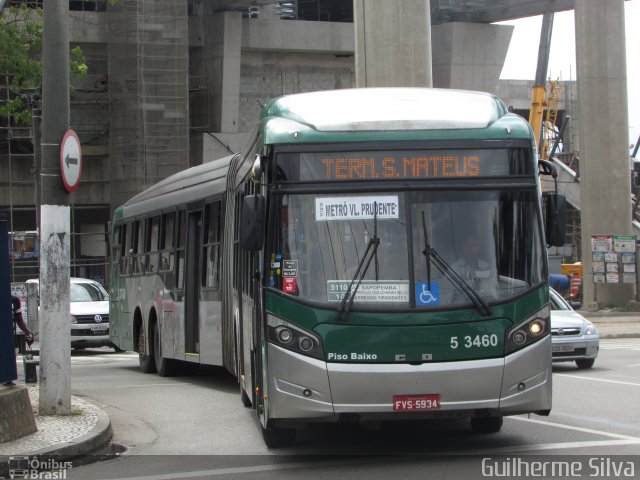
top-left (496, 1), bottom-right (639, 150)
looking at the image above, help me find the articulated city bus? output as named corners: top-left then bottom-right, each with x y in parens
top-left (109, 88), bottom-right (566, 447)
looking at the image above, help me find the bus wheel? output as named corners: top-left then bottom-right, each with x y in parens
top-left (138, 324), bottom-right (157, 374)
top-left (153, 320), bottom-right (177, 377)
top-left (470, 416), bottom-right (503, 434)
top-left (261, 424), bottom-right (296, 448)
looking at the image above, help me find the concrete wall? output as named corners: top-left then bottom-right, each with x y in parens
top-left (70, 11), bottom-right (107, 43)
top-left (241, 18), bottom-right (353, 54)
top-left (79, 223), bottom-right (106, 257)
top-left (190, 16), bottom-right (355, 163)
top-left (432, 22), bottom-right (513, 93)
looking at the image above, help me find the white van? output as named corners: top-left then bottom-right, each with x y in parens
top-left (26, 277), bottom-right (118, 351)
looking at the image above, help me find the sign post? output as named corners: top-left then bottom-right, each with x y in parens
top-left (59, 129), bottom-right (82, 192)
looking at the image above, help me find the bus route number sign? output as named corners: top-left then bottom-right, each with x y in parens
top-left (393, 393), bottom-right (441, 411)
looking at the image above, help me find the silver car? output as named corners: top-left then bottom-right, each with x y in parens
top-left (550, 287), bottom-right (599, 369)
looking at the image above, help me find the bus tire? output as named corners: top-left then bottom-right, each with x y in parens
top-left (138, 323), bottom-right (157, 374)
top-left (261, 424), bottom-right (296, 448)
top-left (153, 319), bottom-right (177, 377)
top-left (470, 416), bottom-right (503, 434)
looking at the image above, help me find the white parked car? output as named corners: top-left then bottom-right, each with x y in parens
top-left (550, 287), bottom-right (599, 369)
top-left (27, 277), bottom-right (117, 351)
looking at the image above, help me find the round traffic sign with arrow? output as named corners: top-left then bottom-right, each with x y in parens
top-left (60, 129), bottom-right (82, 192)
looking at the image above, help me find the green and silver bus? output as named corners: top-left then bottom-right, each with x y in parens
top-left (109, 88), bottom-right (566, 447)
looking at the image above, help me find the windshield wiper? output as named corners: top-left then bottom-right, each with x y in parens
top-left (421, 212), bottom-right (432, 290)
top-left (420, 212), bottom-right (491, 316)
top-left (336, 203), bottom-right (380, 322)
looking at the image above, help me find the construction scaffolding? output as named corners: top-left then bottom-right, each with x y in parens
top-left (0, 8), bottom-right (111, 284)
top-left (0, 70), bottom-right (38, 282)
top-left (107, 0), bottom-right (190, 211)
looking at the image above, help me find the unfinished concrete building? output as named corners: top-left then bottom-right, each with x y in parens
top-left (0, 0), bottom-right (592, 285)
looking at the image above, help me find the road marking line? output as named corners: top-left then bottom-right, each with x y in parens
top-left (554, 373), bottom-right (640, 387)
top-left (78, 417), bottom-right (640, 480)
top-left (113, 384), bottom-right (181, 388)
top-left (442, 439), bottom-right (640, 456)
top-left (82, 438), bottom-right (640, 480)
top-left (510, 415), bottom-right (640, 442)
top-left (90, 459), bottom-right (371, 480)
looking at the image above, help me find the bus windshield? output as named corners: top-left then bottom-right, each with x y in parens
top-left (267, 189), bottom-right (545, 310)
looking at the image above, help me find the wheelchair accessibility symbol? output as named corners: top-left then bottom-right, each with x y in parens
top-left (416, 282), bottom-right (439, 306)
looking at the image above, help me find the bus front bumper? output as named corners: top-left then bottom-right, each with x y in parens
top-left (266, 337), bottom-right (551, 423)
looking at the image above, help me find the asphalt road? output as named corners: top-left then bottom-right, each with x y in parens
top-left (65, 338), bottom-right (640, 479)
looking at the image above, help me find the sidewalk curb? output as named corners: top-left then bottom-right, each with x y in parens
top-left (0, 397), bottom-right (112, 477)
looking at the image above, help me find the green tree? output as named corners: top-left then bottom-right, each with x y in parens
top-left (0, 3), bottom-right (87, 124)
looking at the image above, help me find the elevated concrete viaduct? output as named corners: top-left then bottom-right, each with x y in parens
top-left (0, 0), bottom-right (632, 307)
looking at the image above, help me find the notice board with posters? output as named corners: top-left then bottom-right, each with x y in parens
top-left (591, 235), bottom-right (636, 284)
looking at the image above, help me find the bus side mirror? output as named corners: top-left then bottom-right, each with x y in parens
top-left (240, 194), bottom-right (265, 251)
top-left (545, 192), bottom-right (567, 247)
top-left (251, 154), bottom-right (263, 184)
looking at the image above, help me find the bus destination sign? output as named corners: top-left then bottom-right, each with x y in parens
top-left (282, 149), bottom-right (514, 182)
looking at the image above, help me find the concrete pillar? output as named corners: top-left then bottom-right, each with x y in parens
top-left (353, 0), bottom-right (432, 87)
top-left (431, 23), bottom-right (513, 94)
top-left (575, 0), bottom-right (632, 308)
top-left (203, 10), bottom-right (242, 133)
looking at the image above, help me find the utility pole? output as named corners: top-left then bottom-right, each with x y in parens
top-left (39, 1), bottom-right (71, 414)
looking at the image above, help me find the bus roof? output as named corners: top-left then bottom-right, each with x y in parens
top-left (261, 87), bottom-right (531, 144)
top-left (116, 154), bottom-right (234, 219)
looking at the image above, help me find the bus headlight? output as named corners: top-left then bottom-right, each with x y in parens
top-left (275, 326), bottom-right (294, 344)
top-left (267, 315), bottom-right (323, 360)
top-left (529, 320), bottom-right (544, 336)
top-left (505, 306), bottom-right (550, 354)
top-left (298, 337), bottom-right (314, 352)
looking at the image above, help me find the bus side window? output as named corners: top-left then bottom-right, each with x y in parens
top-left (124, 221), bottom-right (134, 275)
top-left (233, 191), bottom-right (242, 292)
top-left (146, 216), bottom-right (160, 273)
top-left (176, 210), bottom-right (186, 289)
top-left (202, 201), bottom-right (221, 289)
top-left (113, 225), bottom-right (121, 259)
top-left (160, 212), bottom-right (175, 272)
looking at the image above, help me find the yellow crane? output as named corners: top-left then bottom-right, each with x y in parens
top-left (541, 79), bottom-right (562, 161)
top-left (529, 13), bottom-right (554, 157)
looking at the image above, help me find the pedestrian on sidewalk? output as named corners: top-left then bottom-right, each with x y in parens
top-left (3, 296), bottom-right (34, 386)
top-left (12, 296), bottom-right (34, 345)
